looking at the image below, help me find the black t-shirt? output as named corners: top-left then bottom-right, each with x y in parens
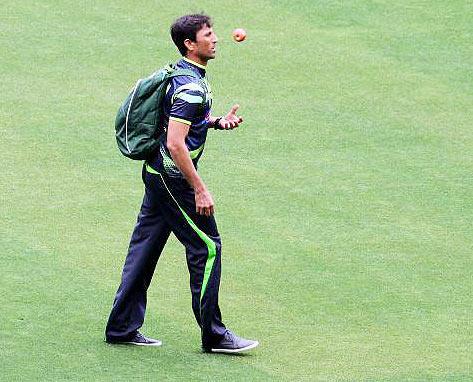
top-left (147, 57), bottom-right (213, 178)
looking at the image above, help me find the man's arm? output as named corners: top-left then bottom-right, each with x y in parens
top-left (167, 119), bottom-right (214, 216)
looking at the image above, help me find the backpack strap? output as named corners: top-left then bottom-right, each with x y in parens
top-left (167, 68), bottom-right (199, 79)
top-left (165, 67), bottom-right (204, 109)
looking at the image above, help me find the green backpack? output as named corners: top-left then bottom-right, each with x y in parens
top-left (115, 64), bottom-right (198, 160)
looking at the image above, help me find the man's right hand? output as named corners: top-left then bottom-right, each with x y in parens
top-left (167, 118), bottom-right (215, 216)
top-left (195, 187), bottom-right (215, 216)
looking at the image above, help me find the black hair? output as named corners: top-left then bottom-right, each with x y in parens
top-left (170, 14), bottom-right (213, 56)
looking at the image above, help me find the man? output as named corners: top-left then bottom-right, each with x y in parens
top-left (105, 14), bottom-right (259, 354)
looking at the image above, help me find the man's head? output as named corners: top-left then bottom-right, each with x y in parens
top-left (170, 14), bottom-right (218, 64)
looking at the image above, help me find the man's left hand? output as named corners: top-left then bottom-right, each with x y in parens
top-left (219, 104), bottom-right (243, 130)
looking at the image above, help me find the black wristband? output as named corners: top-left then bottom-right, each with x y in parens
top-left (213, 116), bottom-right (223, 129)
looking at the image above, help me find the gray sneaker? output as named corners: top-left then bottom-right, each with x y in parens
top-left (208, 330), bottom-right (259, 354)
top-left (106, 332), bottom-right (162, 347)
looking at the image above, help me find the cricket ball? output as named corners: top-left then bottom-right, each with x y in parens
top-left (232, 28), bottom-right (247, 42)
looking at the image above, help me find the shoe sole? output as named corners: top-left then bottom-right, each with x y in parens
top-left (210, 341), bottom-right (259, 354)
top-left (107, 340), bottom-right (162, 347)
top-left (122, 341), bottom-right (162, 347)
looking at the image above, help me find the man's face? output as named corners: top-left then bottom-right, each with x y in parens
top-left (193, 25), bottom-right (218, 61)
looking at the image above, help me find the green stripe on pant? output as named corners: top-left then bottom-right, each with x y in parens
top-left (146, 164), bottom-right (216, 303)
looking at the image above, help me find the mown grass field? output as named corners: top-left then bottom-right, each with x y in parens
top-left (1, 1), bottom-right (472, 381)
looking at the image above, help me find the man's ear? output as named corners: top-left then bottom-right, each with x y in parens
top-left (184, 39), bottom-right (195, 52)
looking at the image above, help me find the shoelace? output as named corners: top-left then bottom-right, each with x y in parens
top-left (135, 332), bottom-right (146, 341)
top-left (224, 330), bottom-right (236, 344)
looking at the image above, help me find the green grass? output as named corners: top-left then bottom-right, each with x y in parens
top-left (1, 0), bottom-right (472, 380)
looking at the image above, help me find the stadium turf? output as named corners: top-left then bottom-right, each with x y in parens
top-left (1, 1), bottom-right (472, 380)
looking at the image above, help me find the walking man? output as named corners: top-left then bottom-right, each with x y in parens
top-left (105, 14), bottom-right (259, 354)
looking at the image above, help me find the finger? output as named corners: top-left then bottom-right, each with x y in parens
top-left (229, 104), bottom-right (240, 115)
top-left (238, 116), bottom-right (243, 123)
top-left (209, 205), bottom-right (214, 215)
top-left (228, 117), bottom-right (241, 126)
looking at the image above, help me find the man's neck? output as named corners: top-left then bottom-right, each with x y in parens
top-left (184, 55), bottom-right (207, 69)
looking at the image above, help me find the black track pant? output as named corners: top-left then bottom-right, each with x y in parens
top-left (105, 164), bottom-right (226, 348)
